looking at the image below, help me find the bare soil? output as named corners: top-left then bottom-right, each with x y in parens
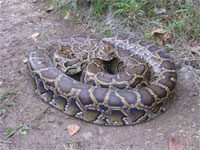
top-left (0, 0), bottom-right (199, 150)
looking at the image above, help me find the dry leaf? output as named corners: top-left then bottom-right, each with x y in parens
top-left (169, 138), bottom-right (187, 150)
top-left (31, 32), bottom-right (40, 39)
top-left (154, 8), bottom-right (166, 14)
top-left (75, 13), bottom-right (80, 19)
top-left (64, 12), bottom-right (70, 20)
top-left (152, 29), bottom-right (166, 35)
top-left (67, 124), bottom-right (80, 136)
top-left (46, 5), bottom-right (54, 13)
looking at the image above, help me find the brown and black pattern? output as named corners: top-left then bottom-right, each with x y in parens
top-left (28, 35), bottom-right (177, 126)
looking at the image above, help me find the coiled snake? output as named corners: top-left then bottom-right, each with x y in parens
top-left (28, 36), bottom-right (177, 126)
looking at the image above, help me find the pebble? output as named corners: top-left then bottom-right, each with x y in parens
top-left (22, 58), bottom-right (28, 64)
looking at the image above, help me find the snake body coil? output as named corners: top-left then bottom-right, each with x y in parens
top-left (28, 36), bottom-right (177, 126)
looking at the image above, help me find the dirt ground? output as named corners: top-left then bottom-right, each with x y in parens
top-left (0, 0), bottom-right (200, 150)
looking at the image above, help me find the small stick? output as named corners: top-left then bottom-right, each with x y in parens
top-left (0, 139), bottom-right (12, 144)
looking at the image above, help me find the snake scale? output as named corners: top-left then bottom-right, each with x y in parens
top-left (28, 35), bottom-right (177, 126)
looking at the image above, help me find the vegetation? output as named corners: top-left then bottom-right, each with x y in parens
top-left (49, 0), bottom-right (200, 42)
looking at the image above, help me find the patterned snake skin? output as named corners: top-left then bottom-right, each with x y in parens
top-left (28, 36), bottom-right (177, 126)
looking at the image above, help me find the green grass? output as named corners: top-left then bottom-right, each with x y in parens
top-left (5, 91), bottom-right (16, 95)
top-left (4, 124), bottom-right (30, 140)
top-left (0, 91), bottom-right (17, 102)
top-left (105, 28), bottom-right (113, 36)
top-left (49, 0), bottom-right (78, 17)
top-left (19, 124), bottom-right (30, 135)
top-left (49, 0), bottom-right (200, 41)
top-left (7, 128), bottom-right (14, 137)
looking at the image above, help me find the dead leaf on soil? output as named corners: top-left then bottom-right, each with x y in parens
top-left (75, 13), bottom-right (80, 19)
top-left (45, 4), bottom-right (54, 13)
top-left (152, 29), bottom-right (166, 35)
top-left (64, 12), bottom-right (70, 20)
top-left (67, 124), bottom-right (80, 136)
top-left (169, 137), bottom-right (187, 150)
top-left (31, 32), bottom-right (40, 39)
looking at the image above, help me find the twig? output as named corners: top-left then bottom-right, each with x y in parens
top-left (0, 139), bottom-right (12, 144)
top-left (4, 106), bottom-right (50, 141)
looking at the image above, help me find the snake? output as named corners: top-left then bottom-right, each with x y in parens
top-left (28, 35), bottom-right (177, 126)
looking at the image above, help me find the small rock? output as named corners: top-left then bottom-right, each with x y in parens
top-left (22, 58), bottom-right (28, 64)
top-left (31, 32), bottom-right (40, 39)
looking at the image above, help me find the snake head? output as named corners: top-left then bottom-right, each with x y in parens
top-left (96, 43), bottom-right (116, 61)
